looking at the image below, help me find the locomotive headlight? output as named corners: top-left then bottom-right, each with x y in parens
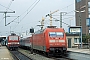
top-left (8, 43), bottom-right (11, 44)
top-left (17, 42), bottom-right (19, 44)
top-left (14, 42), bottom-right (19, 44)
top-left (59, 40), bottom-right (65, 42)
top-left (49, 40), bottom-right (55, 43)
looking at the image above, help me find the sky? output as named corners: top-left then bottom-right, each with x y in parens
top-left (0, 0), bottom-right (75, 36)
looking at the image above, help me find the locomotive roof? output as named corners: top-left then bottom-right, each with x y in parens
top-left (34, 28), bottom-right (64, 34)
top-left (8, 35), bottom-right (18, 36)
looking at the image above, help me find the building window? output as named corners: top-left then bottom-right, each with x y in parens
top-left (88, 8), bottom-right (90, 14)
top-left (76, 0), bottom-right (81, 3)
top-left (88, 14), bottom-right (90, 18)
top-left (88, 2), bottom-right (90, 17)
top-left (88, 2), bottom-right (90, 7)
top-left (74, 38), bottom-right (80, 44)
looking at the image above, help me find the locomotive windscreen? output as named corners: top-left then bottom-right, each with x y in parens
top-left (9, 36), bottom-right (18, 40)
top-left (49, 32), bottom-right (64, 37)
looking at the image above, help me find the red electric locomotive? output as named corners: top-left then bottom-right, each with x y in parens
top-left (7, 33), bottom-right (20, 50)
top-left (31, 26), bottom-right (67, 56)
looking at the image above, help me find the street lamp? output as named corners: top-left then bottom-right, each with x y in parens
top-left (75, 10), bottom-right (85, 26)
top-left (60, 12), bottom-right (67, 28)
top-left (75, 10), bottom-right (85, 49)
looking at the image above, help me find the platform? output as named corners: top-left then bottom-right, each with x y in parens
top-left (0, 46), bottom-right (13, 60)
top-left (67, 48), bottom-right (90, 54)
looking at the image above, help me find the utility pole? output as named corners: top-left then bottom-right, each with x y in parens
top-left (60, 12), bottom-right (62, 28)
top-left (0, 11), bottom-right (15, 26)
top-left (60, 12), bottom-right (67, 28)
top-left (76, 10), bottom-right (85, 48)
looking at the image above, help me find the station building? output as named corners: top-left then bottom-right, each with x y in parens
top-left (66, 33), bottom-right (80, 48)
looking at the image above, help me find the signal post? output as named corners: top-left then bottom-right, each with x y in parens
top-left (30, 28), bottom-right (34, 54)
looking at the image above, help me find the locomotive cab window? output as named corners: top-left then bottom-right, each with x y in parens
top-left (56, 32), bottom-right (64, 37)
top-left (49, 32), bottom-right (56, 37)
top-left (9, 36), bottom-right (18, 40)
top-left (49, 32), bottom-right (64, 37)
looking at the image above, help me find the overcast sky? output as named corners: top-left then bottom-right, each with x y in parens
top-left (0, 0), bottom-right (75, 36)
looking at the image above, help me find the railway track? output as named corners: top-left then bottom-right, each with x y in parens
top-left (43, 53), bottom-right (75, 60)
top-left (51, 56), bottom-right (75, 60)
top-left (18, 48), bottom-right (75, 60)
top-left (10, 51), bottom-right (32, 60)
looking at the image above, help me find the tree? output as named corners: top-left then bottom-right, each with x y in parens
top-left (82, 35), bottom-right (90, 43)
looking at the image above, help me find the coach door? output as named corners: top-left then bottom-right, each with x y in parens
top-left (68, 38), bottom-right (71, 48)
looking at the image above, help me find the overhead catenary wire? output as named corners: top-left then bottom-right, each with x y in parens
top-left (18, 0), bottom-right (40, 18)
top-left (10, 1), bottom-right (74, 33)
top-left (0, 4), bottom-right (14, 11)
top-left (6, 0), bottom-right (14, 11)
top-left (37, 7), bottom-right (75, 30)
top-left (0, 1), bottom-right (76, 35)
top-left (13, 1), bottom-right (74, 30)
top-left (13, 0), bottom-right (40, 30)
top-left (1, 0), bottom-right (40, 27)
top-left (45, 9), bottom-right (75, 25)
top-left (19, 3), bottom-right (75, 34)
top-left (51, 17), bottom-right (71, 27)
top-left (19, 0), bottom-right (40, 22)
top-left (6, 16), bottom-right (19, 26)
top-left (59, 3), bottom-right (75, 10)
